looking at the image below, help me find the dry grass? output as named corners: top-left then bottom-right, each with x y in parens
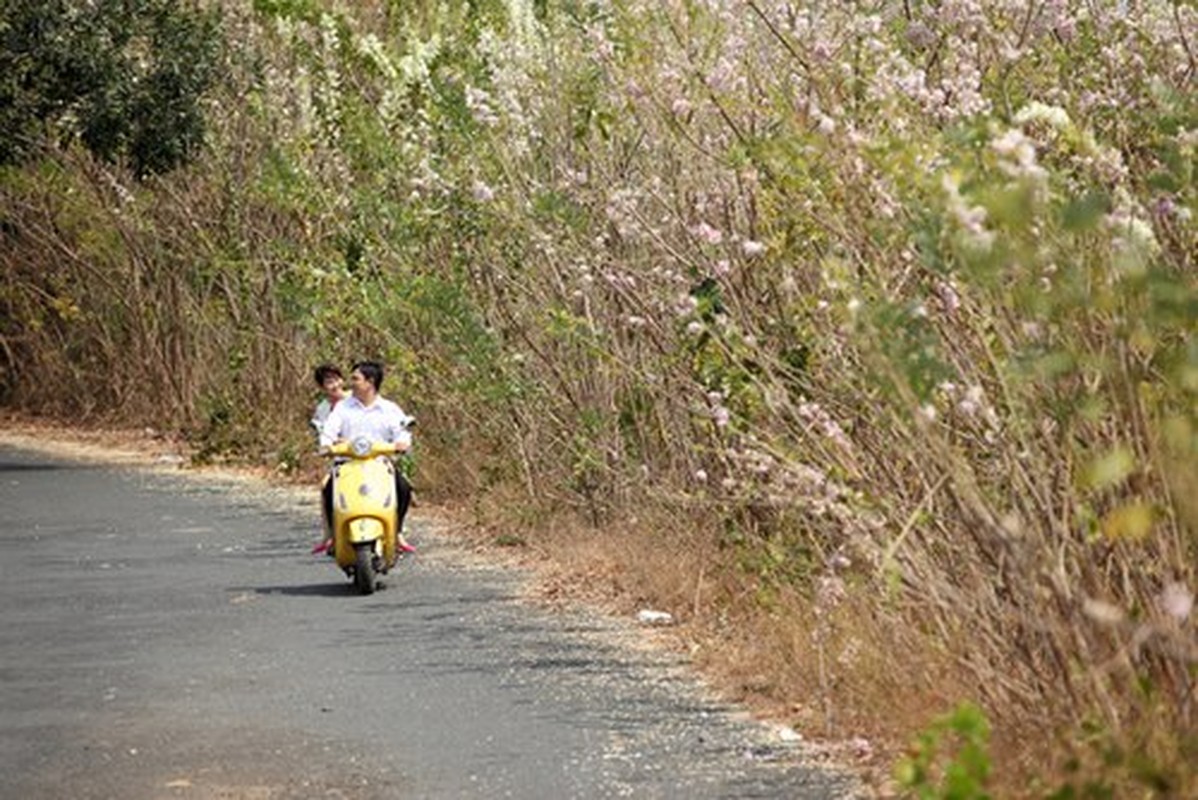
top-left (448, 472), bottom-right (1198, 797)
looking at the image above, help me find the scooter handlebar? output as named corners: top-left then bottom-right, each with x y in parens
top-left (322, 438), bottom-right (405, 458)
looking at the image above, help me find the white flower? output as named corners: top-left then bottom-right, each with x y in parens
top-left (741, 239), bottom-right (765, 256)
top-left (992, 128), bottom-right (1046, 181)
top-left (1123, 216), bottom-right (1160, 253)
top-left (942, 173), bottom-right (995, 250)
top-left (1014, 101), bottom-right (1072, 130)
top-left (958, 386), bottom-right (984, 417)
top-left (472, 180), bottom-right (495, 202)
top-left (464, 85), bottom-right (499, 127)
top-left (816, 575), bottom-right (846, 608)
top-left (1083, 597), bottom-right (1125, 625)
top-left (694, 469), bottom-right (708, 483)
top-left (1159, 583), bottom-right (1193, 622)
top-left (827, 553), bottom-right (852, 570)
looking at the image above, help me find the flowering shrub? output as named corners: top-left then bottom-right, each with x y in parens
top-left (2, 0), bottom-right (1195, 788)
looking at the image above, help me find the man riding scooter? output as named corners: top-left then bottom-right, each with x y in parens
top-left (314, 360), bottom-right (416, 558)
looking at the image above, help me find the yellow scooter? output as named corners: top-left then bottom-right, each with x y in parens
top-left (323, 437), bottom-right (403, 594)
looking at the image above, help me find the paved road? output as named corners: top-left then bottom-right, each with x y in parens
top-left (0, 446), bottom-right (859, 799)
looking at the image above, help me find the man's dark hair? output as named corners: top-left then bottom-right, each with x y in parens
top-left (353, 360), bottom-right (385, 392)
top-left (314, 364), bottom-right (343, 386)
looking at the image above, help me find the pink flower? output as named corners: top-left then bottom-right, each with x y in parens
top-left (816, 575), bottom-right (846, 609)
top-left (935, 280), bottom-right (961, 314)
top-left (1159, 583), bottom-right (1193, 622)
top-left (693, 222), bottom-right (724, 244)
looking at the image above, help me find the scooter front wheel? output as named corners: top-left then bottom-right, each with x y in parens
top-left (353, 543), bottom-right (377, 595)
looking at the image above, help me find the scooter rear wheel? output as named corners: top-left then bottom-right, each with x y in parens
top-left (353, 543), bottom-right (377, 595)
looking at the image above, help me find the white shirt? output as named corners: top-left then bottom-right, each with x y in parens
top-left (310, 397), bottom-right (339, 435)
top-left (319, 395), bottom-right (414, 448)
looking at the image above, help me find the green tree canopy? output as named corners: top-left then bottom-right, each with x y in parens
top-left (0, 0), bottom-right (224, 176)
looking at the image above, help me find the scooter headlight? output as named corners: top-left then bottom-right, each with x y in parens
top-left (350, 436), bottom-right (373, 457)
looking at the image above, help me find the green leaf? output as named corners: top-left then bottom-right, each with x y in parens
top-left (1146, 171), bottom-right (1179, 193)
top-left (1061, 192), bottom-right (1111, 231)
top-left (1083, 447), bottom-right (1135, 491)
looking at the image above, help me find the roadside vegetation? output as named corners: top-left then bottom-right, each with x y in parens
top-left (2, 0), bottom-right (1195, 794)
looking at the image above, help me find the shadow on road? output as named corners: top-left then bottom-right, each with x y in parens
top-left (232, 583), bottom-right (356, 598)
top-left (0, 461), bottom-right (83, 472)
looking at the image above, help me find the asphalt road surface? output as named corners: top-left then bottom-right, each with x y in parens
top-left (0, 445), bottom-right (860, 799)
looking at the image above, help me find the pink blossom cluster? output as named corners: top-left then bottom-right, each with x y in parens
top-left (239, 1), bottom-right (1195, 621)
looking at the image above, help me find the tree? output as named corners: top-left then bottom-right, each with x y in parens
top-left (0, 0), bottom-right (224, 176)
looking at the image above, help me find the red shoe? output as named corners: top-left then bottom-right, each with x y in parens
top-left (398, 541), bottom-right (417, 554)
top-left (311, 540), bottom-right (332, 555)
